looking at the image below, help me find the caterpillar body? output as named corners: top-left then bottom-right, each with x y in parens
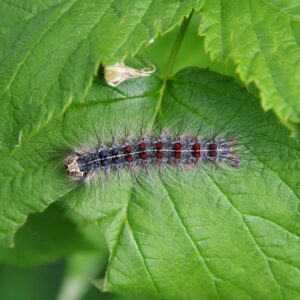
top-left (65, 134), bottom-right (240, 181)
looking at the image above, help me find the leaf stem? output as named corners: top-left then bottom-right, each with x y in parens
top-left (149, 12), bottom-right (192, 129)
top-left (164, 12), bottom-right (193, 78)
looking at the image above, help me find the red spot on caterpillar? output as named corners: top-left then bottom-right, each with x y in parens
top-left (192, 151), bottom-right (201, 158)
top-left (174, 142), bottom-right (181, 150)
top-left (156, 151), bottom-right (163, 159)
top-left (125, 155), bottom-right (133, 162)
top-left (124, 145), bottom-right (131, 153)
top-left (208, 143), bottom-right (217, 151)
top-left (193, 143), bottom-right (201, 150)
top-left (140, 152), bottom-right (148, 160)
top-left (192, 143), bottom-right (201, 158)
top-left (156, 142), bottom-right (163, 150)
top-left (208, 143), bottom-right (218, 158)
top-left (174, 152), bottom-right (181, 159)
top-left (209, 150), bottom-right (218, 157)
top-left (139, 143), bottom-right (146, 151)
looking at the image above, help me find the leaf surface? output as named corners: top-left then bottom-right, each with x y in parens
top-left (0, 0), bottom-right (203, 152)
top-left (198, 0), bottom-right (300, 123)
top-left (1, 67), bottom-right (300, 297)
top-left (60, 69), bottom-right (300, 299)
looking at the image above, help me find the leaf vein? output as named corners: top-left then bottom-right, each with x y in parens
top-left (244, 214), bottom-right (300, 239)
top-left (126, 219), bottom-right (161, 296)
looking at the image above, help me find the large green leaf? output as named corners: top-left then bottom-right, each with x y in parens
top-left (61, 69), bottom-right (300, 299)
top-left (198, 0), bottom-right (300, 124)
top-left (1, 67), bottom-right (300, 297)
top-left (0, 0), bottom-right (203, 152)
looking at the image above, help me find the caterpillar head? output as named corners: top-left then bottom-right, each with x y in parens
top-left (64, 153), bottom-right (86, 180)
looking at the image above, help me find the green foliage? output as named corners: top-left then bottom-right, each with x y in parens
top-left (199, 0), bottom-right (300, 123)
top-left (0, 0), bottom-right (202, 247)
top-left (0, 0), bottom-right (203, 153)
top-left (0, 203), bottom-right (107, 266)
top-left (0, 261), bottom-right (65, 300)
top-left (1, 1), bottom-right (300, 299)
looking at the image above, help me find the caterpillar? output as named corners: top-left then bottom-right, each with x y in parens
top-left (65, 134), bottom-right (240, 181)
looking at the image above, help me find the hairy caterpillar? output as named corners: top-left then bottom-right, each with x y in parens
top-left (65, 134), bottom-right (240, 181)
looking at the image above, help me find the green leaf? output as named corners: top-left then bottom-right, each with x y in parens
top-left (1, 67), bottom-right (300, 298)
top-left (61, 69), bottom-right (299, 299)
top-left (0, 0), bottom-right (203, 152)
top-left (0, 149), bottom-right (72, 247)
top-left (198, 0), bottom-right (300, 124)
top-left (0, 202), bottom-right (107, 267)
